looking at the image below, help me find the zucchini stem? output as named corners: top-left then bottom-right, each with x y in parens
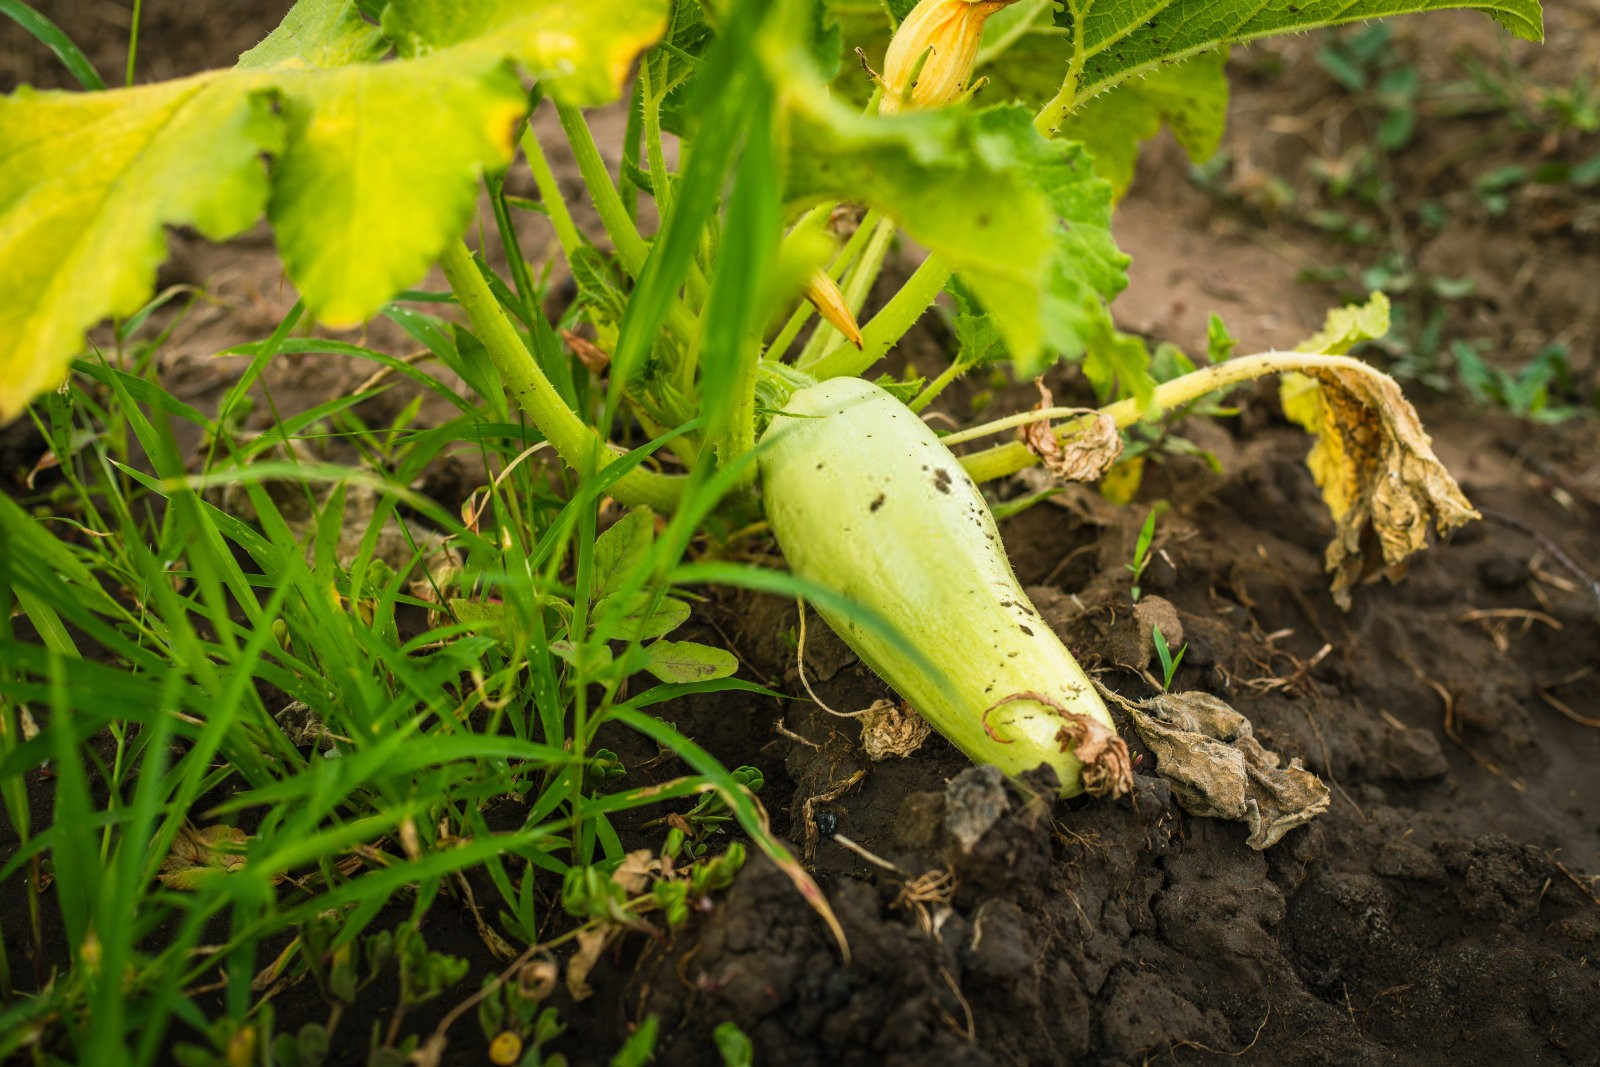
top-left (438, 240), bottom-right (686, 512)
top-left (957, 350), bottom-right (1387, 484)
top-left (804, 253), bottom-right (953, 379)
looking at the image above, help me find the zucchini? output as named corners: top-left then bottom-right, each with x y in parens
top-left (759, 376), bottom-right (1131, 797)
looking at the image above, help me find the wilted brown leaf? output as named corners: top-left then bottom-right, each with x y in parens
top-left (1018, 379), bottom-right (1122, 484)
top-left (565, 926), bottom-right (616, 1002)
top-left (158, 824), bottom-right (251, 890)
top-left (859, 700), bottom-right (932, 760)
top-left (1128, 691), bottom-right (1329, 849)
top-left (610, 849), bottom-right (660, 895)
top-left (1281, 365), bottom-right (1478, 608)
top-left (561, 328), bottom-right (611, 374)
top-left (1277, 293), bottom-right (1478, 608)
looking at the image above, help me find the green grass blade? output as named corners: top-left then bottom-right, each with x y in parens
top-left (0, 0), bottom-right (106, 89)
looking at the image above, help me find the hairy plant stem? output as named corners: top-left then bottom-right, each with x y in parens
top-left (908, 356), bottom-right (969, 412)
top-left (639, 58), bottom-right (675, 222)
top-left (1034, 0), bottom-right (1086, 136)
top-left (798, 4), bottom-right (1089, 382)
top-left (957, 350), bottom-right (1377, 483)
top-left (438, 240), bottom-right (685, 512)
top-left (555, 100), bottom-right (650, 274)
top-left (804, 254), bottom-right (954, 379)
top-left (520, 127), bottom-right (583, 263)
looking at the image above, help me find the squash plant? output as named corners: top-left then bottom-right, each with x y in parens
top-left (1, 0), bottom-right (1537, 793)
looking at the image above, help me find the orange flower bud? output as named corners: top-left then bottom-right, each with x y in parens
top-left (803, 269), bottom-right (863, 348)
top-left (880, 0), bottom-right (1013, 115)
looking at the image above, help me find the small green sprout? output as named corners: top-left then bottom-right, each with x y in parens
top-left (1126, 509), bottom-right (1158, 602)
top-left (1152, 625), bottom-right (1187, 692)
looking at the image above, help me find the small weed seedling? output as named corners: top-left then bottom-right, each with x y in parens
top-left (1152, 625), bottom-right (1188, 693)
top-left (1126, 510), bottom-right (1159, 603)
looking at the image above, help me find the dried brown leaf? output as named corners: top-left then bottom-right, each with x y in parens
top-left (859, 700), bottom-right (933, 760)
top-left (1018, 379), bottom-right (1122, 484)
top-left (561, 328), bottom-right (611, 374)
top-left (565, 926), bottom-right (615, 1002)
top-left (158, 824), bottom-right (250, 890)
top-left (610, 849), bottom-right (660, 895)
top-left (1281, 366), bottom-right (1478, 608)
top-left (1128, 691), bottom-right (1329, 849)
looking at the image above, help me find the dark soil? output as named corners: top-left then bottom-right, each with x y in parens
top-left (4, 4), bottom-right (1599, 1066)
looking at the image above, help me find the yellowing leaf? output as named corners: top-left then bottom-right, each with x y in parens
top-left (158, 823), bottom-right (252, 890)
top-left (0, 75), bottom-right (282, 420)
top-left (267, 53), bottom-right (528, 328)
top-left (1281, 294), bottom-right (1479, 606)
top-left (0, 0), bottom-right (668, 422)
top-left (381, 1), bottom-right (671, 106)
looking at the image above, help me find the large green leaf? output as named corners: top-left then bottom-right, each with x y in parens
top-left (1056, 49), bottom-right (1228, 198)
top-left (0, 75), bottom-right (283, 421)
top-left (833, 0), bottom-right (1541, 187)
top-left (1057, 0), bottom-right (1541, 106)
top-left (0, 0), bottom-right (667, 421)
top-left (783, 96), bottom-right (1125, 371)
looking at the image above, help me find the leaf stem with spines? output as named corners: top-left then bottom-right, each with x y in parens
top-left (437, 239), bottom-right (685, 513)
top-left (954, 350), bottom-right (1388, 484)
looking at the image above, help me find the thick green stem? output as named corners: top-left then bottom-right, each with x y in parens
top-left (520, 127), bottom-right (583, 264)
top-left (438, 240), bottom-right (685, 512)
top-left (718, 337), bottom-right (761, 489)
top-left (640, 58), bottom-right (675, 223)
top-left (1033, 74), bottom-right (1078, 137)
top-left (1034, 1), bottom-right (1086, 136)
top-left (555, 100), bottom-right (650, 275)
top-left (804, 254), bottom-right (953, 379)
top-left (957, 350), bottom-right (1378, 483)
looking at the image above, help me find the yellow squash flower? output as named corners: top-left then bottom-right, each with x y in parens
top-left (880, 0), bottom-right (1015, 114)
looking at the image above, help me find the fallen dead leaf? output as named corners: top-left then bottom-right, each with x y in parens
top-left (565, 925), bottom-right (616, 1002)
top-left (1128, 691), bottom-right (1329, 849)
top-left (859, 700), bottom-right (932, 760)
top-left (158, 824), bottom-right (252, 890)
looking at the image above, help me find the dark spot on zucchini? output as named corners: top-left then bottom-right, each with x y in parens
top-left (932, 468), bottom-right (952, 493)
top-left (869, 493), bottom-right (885, 512)
top-left (1019, 624), bottom-right (1033, 636)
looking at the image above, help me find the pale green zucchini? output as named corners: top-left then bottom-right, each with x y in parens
top-left (759, 376), bottom-right (1131, 798)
